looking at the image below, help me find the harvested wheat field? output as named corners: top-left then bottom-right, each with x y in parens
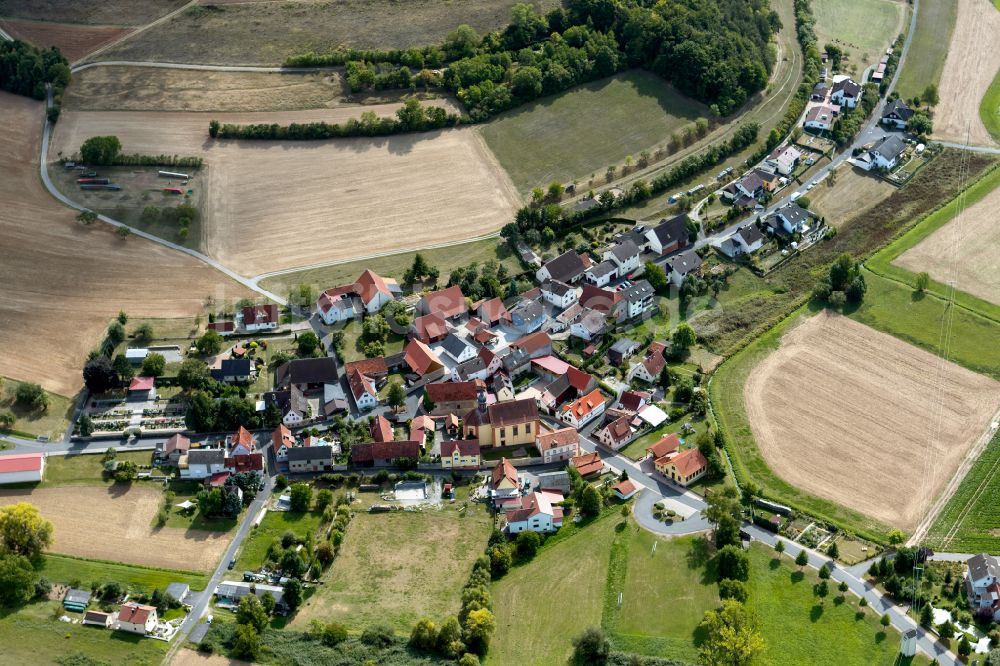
top-left (0, 92), bottom-right (250, 395)
top-left (51, 105), bottom-right (521, 276)
top-left (0, 486), bottom-right (230, 570)
top-left (895, 178), bottom-right (1000, 305)
top-left (0, 0), bottom-right (187, 25)
top-left (744, 311), bottom-right (1000, 530)
top-left (808, 167), bottom-right (895, 227)
top-left (0, 19), bottom-right (130, 61)
top-left (933, 0), bottom-right (1000, 146)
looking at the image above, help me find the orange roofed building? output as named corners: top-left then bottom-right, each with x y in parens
top-left (571, 452), bottom-right (604, 477)
top-left (654, 447), bottom-right (709, 487)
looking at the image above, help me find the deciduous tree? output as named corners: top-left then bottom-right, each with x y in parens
top-left (0, 503), bottom-right (53, 560)
top-left (698, 599), bottom-right (765, 666)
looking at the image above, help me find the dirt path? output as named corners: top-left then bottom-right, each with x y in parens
top-left (933, 0), bottom-right (1000, 146)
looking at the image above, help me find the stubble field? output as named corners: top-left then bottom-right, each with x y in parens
top-left (0, 0), bottom-right (187, 25)
top-left (808, 167), bottom-right (895, 227)
top-left (0, 485), bottom-right (230, 570)
top-left (933, 0), bottom-right (1000, 146)
top-left (0, 92), bottom-right (251, 395)
top-left (744, 311), bottom-right (1000, 531)
top-left (894, 175), bottom-right (1000, 306)
top-left (50, 104), bottom-right (521, 276)
top-left (0, 19), bottom-right (131, 61)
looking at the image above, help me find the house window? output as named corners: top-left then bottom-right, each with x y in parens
top-left (526, 422), bottom-right (532, 434)
top-left (513, 426), bottom-right (519, 436)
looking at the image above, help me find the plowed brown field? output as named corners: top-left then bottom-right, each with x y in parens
top-left (0, 92), bottom-right (250, 395)
top-left (0, 19), bottom-right (130, 61)
top-left (744, 312), bottom-right (1000, 530)
top-left (50, 105), bottom-right (522, 276)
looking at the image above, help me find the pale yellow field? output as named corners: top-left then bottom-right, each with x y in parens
top-left (808, 167), bottom-right (895, 227)
top-left (744, 312), bottom-right (1000, 530)
top-left (0, 486), bottom-right (230, 571)
top-left (895, 177), bottom-right (1000, 305)
top-left (933, 0), bottom-right (1000, 146)
top-left (50, 105), bottom-right (521, 276)
top-left (0, 92), bottom-right (250, 396)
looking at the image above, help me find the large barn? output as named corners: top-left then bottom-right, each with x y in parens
top-left (0, 453), bottom-right (45, 484)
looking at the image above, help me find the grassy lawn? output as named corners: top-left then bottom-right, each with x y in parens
top-left (813, 0), bottom-right (905, 72)
top-left (235, 510), bottom-right (325, 572)
top-left (606, 528), bottom-right (719, 662)
top-left (617, 417), bottom-right (710, 462)
top-left (38, 553), bottom-right (209, 594)
top-left (0, 378), bottom-right (75, 440)
top-left (747, 544), bottom-right (932, 666)
top-left (926, 429), bottom-right (1000, 553)
top-left (294, 502), bottom-right (491, 633)
top-left (0, 599), bottom-right (167, 666)
top-left (41, 450), bottom-right (154, 487)
top-left (709, 307), bottom-right (894, 543)
top-left (163, 480), bottom-right (238, 531)
top-left (259, 236), bottom-right (523, 297)
top-left (479, 70), bottom-right (708, 194)
top-left (488, 514), bottom-right (619, 666)
top-left (895, 0), bottom-right (958, 100)
top-left (341, 320), bottom-right (407, 364)
top-left (984, 66), bottom-right (1000, 144)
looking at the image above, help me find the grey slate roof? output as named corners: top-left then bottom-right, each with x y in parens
top-left (621, 280), bottom-right (654, 302)
top-left (276, 356), bottom-right (340, 388)
top-left (666, 250), bottom-right (703, 276)
top-left (587, 260), bottom-right (618, 280)
top-left (607, 240), bottom-right (639, 263)
top-left (286, 445), bottom-right (333, 463)
top-left (188, 449), bottom-right (225, 465)
top-left (968, 553), bottom-right (1000, 582)
top-left (541, 250), bottom-right (587, 283)
top-left (737, 224), bottom-right (764, 246)
top-left (874, 135), bottom-right (906, 162)
top-left (649, 215), bottom-right (689, 246)
top-left (441, 333), bottom-right (473, 360)
top-left (883, 99), bottom-right (914, 121)
top-left (542, 280), bottom-right (574, 297)
top-left (777, 203), bottom-right (811, 227)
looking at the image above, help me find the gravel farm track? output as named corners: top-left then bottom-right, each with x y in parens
top-left (0, 91), bottom-right (251, 396)
top-left (49, 103), bottom-right (522, 276)
top-left (744, 311), bottom-right (1000, 531)
top-left (932, 0), bottom-right (1000, 146)
top-left (0, 485), bottom-right (229, 571)
top-left (895, 174), bottom-right (1000, 306)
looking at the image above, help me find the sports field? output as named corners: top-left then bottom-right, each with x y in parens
top-left (50, 104), bottom-right (520, 277)
top-left (96, 0), bottom-right (561, 65)
top-left (744, 311), bottom-right (1000, 531)
top-left (895, 0), bottom-right (958, 100)
top-left (479, 70), bottom-right (709, 194)
top-left (933, 0), bottom-right (1000, 146)
top-left (895, 171), bottom-right (1000, 305)
top-left (812, 0), bottom-right (906, 69)
top-left (0, 19), bottom-right (130, 61)
top-left (0, 485), bottom-right (231, 570)
top-left (0, 92), bottom-right (250, 395)
top-left (291, 504), bottom-right (491, 632)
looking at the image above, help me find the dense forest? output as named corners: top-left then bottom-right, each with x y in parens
top-left (0, 39), bottom-right (70, 119)
top-left (289, 0), bottom-right (779, 118)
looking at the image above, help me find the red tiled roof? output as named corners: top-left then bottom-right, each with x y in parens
top-left (426, 381), bottom-right (479, 403)
top-left (561, 388), bottom-right (604, 420)
top-left (207, 321), bottom-right (234, 332)
top-left (511, 331), bottom-right (551, 355)
top-left (354, 269), bottom-right (395, 306)
top-left (207, 471), bottom-right (231, 487)
top-left (505, 490), bottom-right (560, 523)
top-left (474, 329), bottom-right (497, 344)
top-left (414, 312), bottom-right (448, 342)
top-left (571, 452), bottom-right (603, 477)
top-left (347, 367), bottom-right (378, 401)
top-left (618, 391), bottom-right (648, 413)
top-left (233, 426), bottom-right (255, 448)
top-left (566, 367), bottom-right (594, 392)
top-left (344, 357), bottom-right (388, 378)
top-left (660, 448), bottom-right (708, 477)
top-left (129, 376), bottom-right (155, 391)
top-left (642, 343), bottom-right (667, 378)
top-left (0, 453), bottom-right (43, 474)
top-left (272, 424), bottom-right (295, 454)
top-left (351, 440), bottom-right (421, 463)
top-left (580, 285), bottom-right (621, 313)
top-left (613, 479), bottom-right (637, 497)
top-left (478, 297), bottom-right (509, 323)
top-left (491, 457), bottom-right (519, 489)
top-left (441, 440), bottom-right (481, 458)
top-left (421, 285), bottom-right (466, 319)
top-left (599, 416), bottom-right (632, 444)
top-left (241, 304), bottom-right (279, 326)
top-left (405, 340), bottom-right (444, 376)
top-left (164, 434), bottom-right (191, 455)
top-left (371, 415), bottom-right (394, 443)
top-left (647, 434), bottom-right (681, 459)
top-left (226, 453), bottom-right (264, 473)
top-left (536, 427), bottom-right (578, 452)
top-left (118, 602), bottom-right (156, 626)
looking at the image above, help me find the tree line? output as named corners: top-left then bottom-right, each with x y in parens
top-left (0, 40), bottom-right (70, 121)
top-left (288, 0), bottom-right (777, 118)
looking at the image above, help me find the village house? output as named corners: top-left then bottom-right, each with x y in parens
top-left (645, 215), bottom-right (690, 255)
top-left (559, 388), bottom-right (606, 429)
top-left (464, 396), bottom-right (539, 448)
top-left (804, 104), bottom-right (838, 132)
top-left (404, 339), bottom-right (446, 380)
top-left (161, 434), bottom-right (191, 464)
top-left (831, 78), bottom-right (862, 108)
top-left (316, 270), bottom-right (400, 323)
top-left (116, 602), bottom-right (158, 635)
top-left (508, 298), bottom-right (546, 335)
top-left (425, 380), bottom-right (480, 416)
top-left (585, 260), bottom-right (618, 288)
top-left (179, 449), bottom-right (226, 480)
top-left (215, 581), bottom-right (288, 613)
top-left (579, 284), bottom-right (621, 315)
top-left (764, 144), bottom-right (803, 176)
top-left (765, 203), bottom-right (812, 235)
top-left (347, 367), bottom-right (379, 411)
top-left (263, 385), bottom-right (311, 426)
top-left (509, 331), bottom-right (553, 359)
top-left (417, 285), bottom-right (467, 320)
top-left (127, 375), bottom-right (156, 401)
top-left (536, 250), bottom-right (589, 284)
top-left (665, 251), bottom-right (703, 287)
top-left (966, 554), bottom-right (1000, 619)
top-left (594, 415), bottom-right (635, 450)
top-left (491, 457), bottom-right (521, 507)
top-left (870, 135), bottom-right (907, 170)
top-left (440, 333), bottom-right (477, 364)
top-left (452, 347), bottom-right (501, 382)
top-left (229, 426), bottom-right (256, 454)
top-left (603, 239), bottom-right (641, 276)
top-left (441, 440), bottom-right (481, 469)
top-left (718, 224), bottom-right (765, 258)
top-left (287, 445), bottom-right (334, 473)
top-left (628, 341), bottom-right (668, 383)
top-left (412, 312), bottom-right (449, 344)
top-left (570, 308), bottom-right (607, 341)
top-left (541, 280), bottom-right (579, 310)
top-left (476, 297), bottom-right (510, 327)
top-left (616, 390), bottom-right (649, 415)
top-left (83, 610), bottom-right (115, 628)
top-left (881, 99), bottom-right (914, 129)
top-left (722, 171), bottom-right (766, 204)
top-left (608, 338), bottom-right (640, 367)
top-left (212, 358), bottom-right (253, 385)
top-left (240, 304), bottom-right (279, 332)
top-left (571, 451), bottom-right (604, 478)
top-left (619, 280), bottom-right (656, 320)
top-left (647, 433), bottom-right (681, 460)
top-left (505, 491), bottom-right (564, 534)
top-left (351, 440), bottom-right (422, 466)
top-left (810, 81), bottom-right (829, 101)
top-left (655, 448), bottom-right (709, 486)
top-left (275, 357), bottom-right (340, 393)
top-left (271, 424), bottom-right (295, 462)
top-left (371, 414), bottom-right (394, 443)
top-left (207, 321), bottom-right (235, 336)
top-left (537, 427), bottom-right (580, 464)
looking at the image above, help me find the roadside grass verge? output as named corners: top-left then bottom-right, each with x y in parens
top-left (38, 553), bottom-right (209, 593)
top-left (479, 70), bottom-right (708, 194)
top-left (895, 0), bottom-right (959, 100)
top-left (0, 378), bottom-right (74, 440)
top-left (981, 66), bottom-right (1000, 145)
top-left (925, 429), bottom-right (1000, 553)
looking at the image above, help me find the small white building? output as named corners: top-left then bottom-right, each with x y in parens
top-left (559, 388), bottom-right (606, 429)
top-left (505, 491), bottom-right (564, 534)
top-left (603, 240), bottom-right (641, 276)
top-left (116, 602), bottom-right (158, 635)
top-left (0, 453), bottom-right (45, 485)
top-left (540, 280), bottom-right (579, 310)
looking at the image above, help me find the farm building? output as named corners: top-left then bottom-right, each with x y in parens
top-left (63, 588), bottom-right (92, 612)
top-left (83, 610), bottom-right (115, 628)
top-left (424, 380), bottom-right (482, 416)
top-left (0, 452), bottom-right (45, 484)
top-left (215, 581), bottom-right (288, 612)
